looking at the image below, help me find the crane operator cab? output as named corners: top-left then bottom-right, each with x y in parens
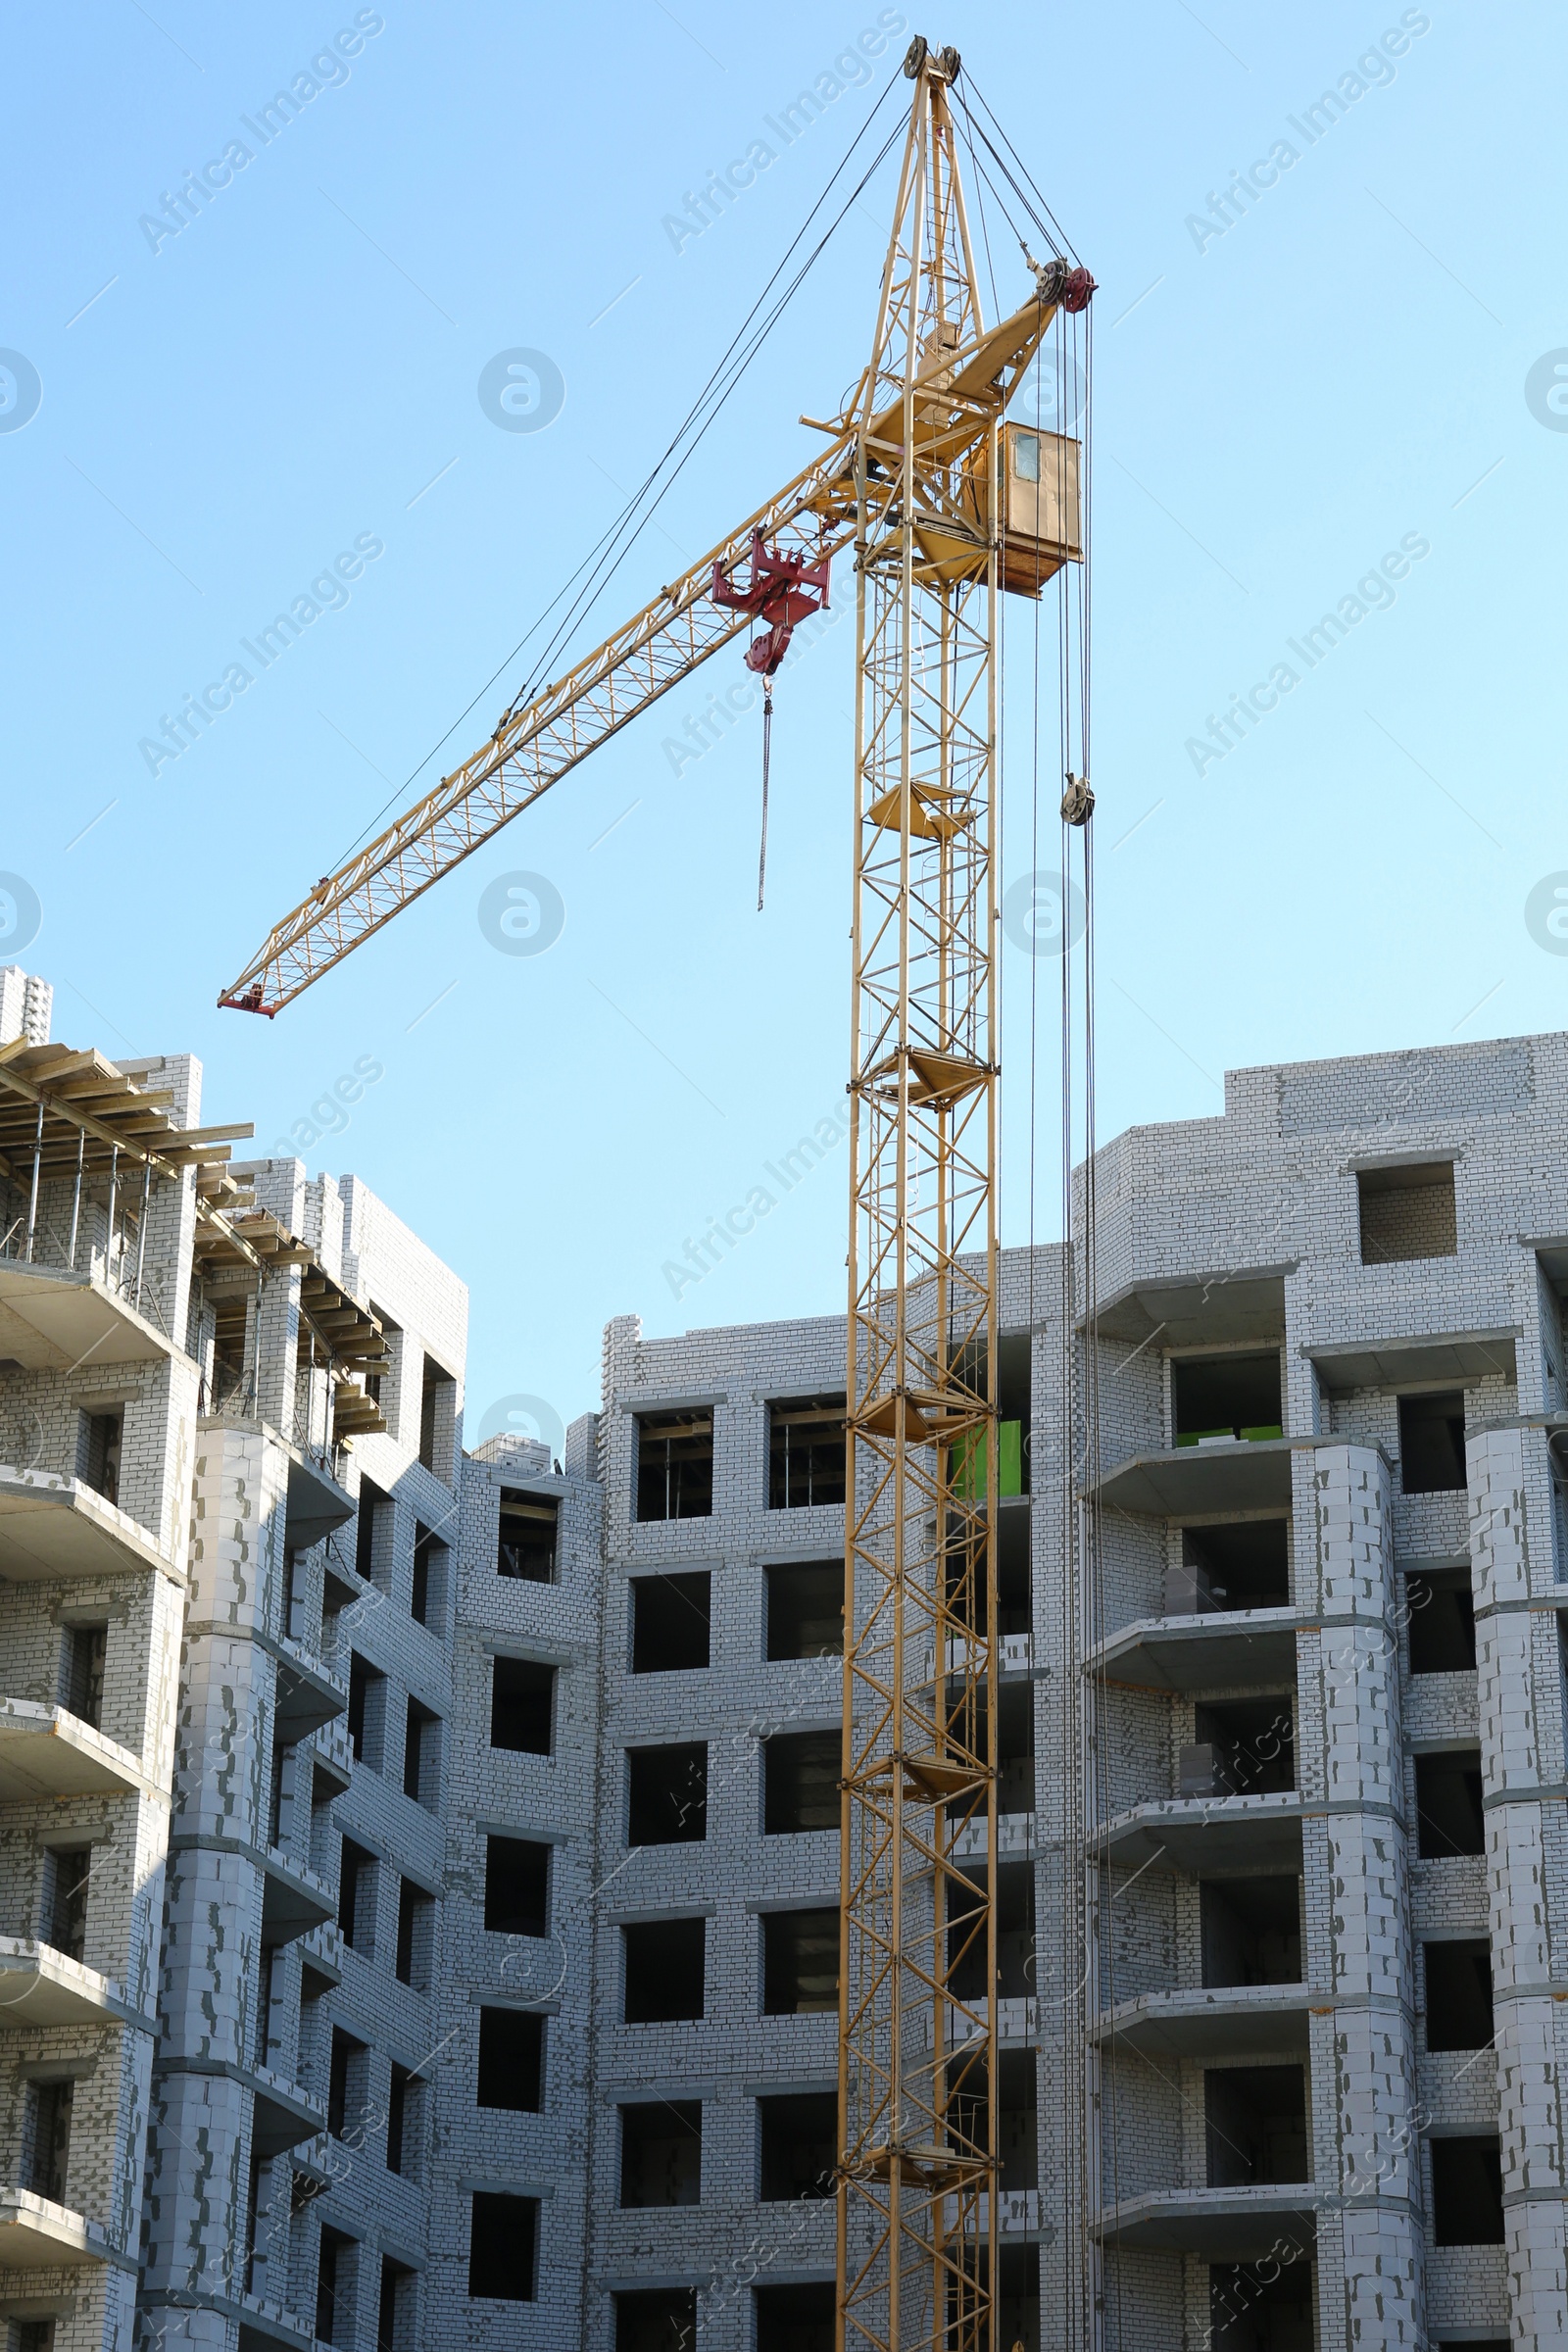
top-left (994, 418), bottom-right (1082, 594)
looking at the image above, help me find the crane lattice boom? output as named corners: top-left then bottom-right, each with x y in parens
top-left (218, 42), bottom-right (1091, 2350)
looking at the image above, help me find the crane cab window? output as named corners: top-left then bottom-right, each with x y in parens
top-left (1013, 430), bottom-right (1041, 483)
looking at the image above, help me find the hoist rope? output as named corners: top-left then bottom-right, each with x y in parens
top-left (758, 687), bottom-right (772, 913)
top-left (331, 81), bottom-right (909, 868)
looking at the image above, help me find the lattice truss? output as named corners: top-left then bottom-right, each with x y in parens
top-left (839, 59), bottom-right (1002, 2352)
top-left (212, 44), bottom-right (1087, 2349)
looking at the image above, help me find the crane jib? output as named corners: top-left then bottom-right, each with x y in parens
top-left (217, 285), bottom-right (1058, 1017)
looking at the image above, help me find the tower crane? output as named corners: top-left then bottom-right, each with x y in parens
top-left (220, 38), bottom-right (1093, 2349)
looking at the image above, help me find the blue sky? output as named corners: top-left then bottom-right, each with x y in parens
top-left (2, 1), bottom-right (1564, 1443)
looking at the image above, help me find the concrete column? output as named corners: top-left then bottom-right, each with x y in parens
top-left (253, 1262), bottom-right (302, 1440)
top-left (1469, 1423), bottom-right (1568, 2349)
top-left (1311, 1443), bottom-right (1425, 2347)
top-left (143, 1425), bottom-right (284, 2337)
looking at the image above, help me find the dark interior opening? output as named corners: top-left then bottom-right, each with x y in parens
top-left (76, 1407), bottom-right (122, 1505)
top-left (346, 1652), bottom-right (383, 1766)
top-left (386, 2067), bottom-right (409, 2171)
top-left (317, 2224), bottom-right (352, 2342)
top-left (945, 2050), bottom-right (1037, 2194)
top-left (768, 1396), bottom-right (847, 1508)
top-left (627, 1743), bottom-right (708, 1844)
top-left (327, 2027), bottom-right (367, 2139)
top-left (378, 2254), bottom-right (414, 2347)
top-left (412, 1524), bottom-right (447, 1625)
top-left (1357, 1158), bottom-right (1456, 1265)
top-left (23, 2078), bottom-right (72, 2201)
top-left (467, 2190), bottom-right (536, 2300)
top-left (354, 1477), bottom-right (385, 1585)
top-left (476, 2005), bottom-right (543, 2111)
top-left (1188, 1697), bottom-right (1296, 1798)
top-left (1430, 2133), bottom-right (1505, 2244)
top-left (636, 1410), bottom-right (713, 1521)
top-left (490, 1657), bottom-right (554, 1754)
top-left (1398, 1392), bottom-right (1467, 1494)
top-left (754, 2281), bottom-right (833, 2352)
top-left (615, 2289), bottom-right (697, 2352)
top-left (946, 1334), bottom-right (1031, 1497)
top-left (950, 1860), bottom-right (1036, 2001)
top-left (764, 1730), bottom-right (841, 1834)
top-left (762, 1906), bottom-right (838, 2015)
top-left (418, 1352), bottom-right (455, 1476)
top-left (1173, 1352), bottom-right (1282, 1445)
top-left (337, 1839), bottom-right (373, 1950)
top-left (631, 1572), bottom-right (711, 1673)
top-left (402, 1702), bottom-right (436, 1802)
top-left (619, 2099), bottom-right (702, 2207)
top-left (1200, 1878), bottom-right (1302, 1988)
top-left (997, 1683), bottom-right (1034, 1814)
top-left (943, 1505), bottom-right (1032, 1638)
top-left (1405, 1569), bottom-right (1477, 1671)
top-left (758, 2091), bottom-right (836, 2200)
top-left (1209, 2259), bottom-right (1314, 2352)
top-left (1175, 1521), bottom-right (1290, 1614)
top-left (1204, 2065), bottom-right (1308, 2188)
top-left (395, 1879), bottom-right (431, 1988)
top-left (483, 1836), bottom-right (549, 1937)
top-left (997, 2246), bottom-right (1040, 2352)
top-left (1424, 1938), bottom-right (1494, 2051)
top-left (1414, 1749), bottom-right (1486, 1857)
top-left (403, 1697), bottom-right (438, 1803)
top-left (497, 1490), bottom-right (558, 1582)
top-left (766, 1559), bottom-right (844, 1659)
top-left (62, 1625), bottom-right (106, 1728)
top-left (623, 1916), bottom-right (706, 2023)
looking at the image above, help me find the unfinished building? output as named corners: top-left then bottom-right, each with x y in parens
top-left (1, 964), bottom-right (1565, 2352)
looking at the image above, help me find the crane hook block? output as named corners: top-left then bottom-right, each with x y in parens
top-left (710, 530), bottom-right (831, 681)
top-left (1060, 774), bottom-right (1095, 826)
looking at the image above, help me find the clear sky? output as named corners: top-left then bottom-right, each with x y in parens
top-left (3, 1), bottom-right (1563, 1446)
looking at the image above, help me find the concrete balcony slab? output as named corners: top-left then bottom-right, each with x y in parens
top-left (0, 1468), bottom-right (172, 1582)
top-left (1094, 2183), bottom-right (1317, 2259)
top-left (1304, 1326), bottom-right (1518, 1394)
top-left (1091, 1439), bottom-right (1308, 1520)
top-left (0, 1259), bottom-right (170, 1372)
top-left (154, 2054), bottom-right (326, 2158)
top-left (252, 2068), bottom-right (327, 2157)
top-left (0, 2186), bottom-right (115, 2267)
top-left (1086, 1268), bottom-right (1292, 1350)
top-left (1095, 1793), bottom-right (1304, 1876)
top-left (235, 2301), bottom-right (318, 2352)
top-left (0, 1701), bottom-right (146, 1801)
top-left (272, 1641), bottom-right (347, 1744)
top-left (296, 1922), bottom-right (345, 1984)
top-left (260, 1846), bottom-right (335, 1946)
top-left (1094, 1984), bottom-right (1311, 2061)
top-left (143, 2287), bottom-right (315, 2352)
top-left (283, 1441), bottom-right (354, 1548)
top-left (1092, 1609), bottom-right (1300, 1693)
top-left (198, 1414), bottom-right (354, 1548)
top-left (0, 1937), bottom-right (145, 2028)
top-left (309, 1718), bottom-right (353, 1792)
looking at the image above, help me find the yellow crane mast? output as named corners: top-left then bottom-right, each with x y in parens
top-left (219, 40), bottom-right (1091, 2347)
